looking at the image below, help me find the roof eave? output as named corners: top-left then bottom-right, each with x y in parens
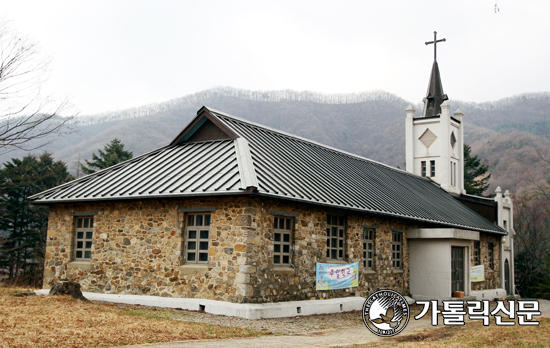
top-left (248, 191), bottom-right (506, 235)
top-left (28, 190), bottom-right (250, 205)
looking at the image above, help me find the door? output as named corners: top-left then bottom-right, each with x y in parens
top-left (505, 259), bottom-right (510, 295)
top-left (451, 246), bottom-right (464, 294)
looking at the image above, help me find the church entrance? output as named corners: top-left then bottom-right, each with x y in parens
top-left (451, 246), bottom-right (464, 294)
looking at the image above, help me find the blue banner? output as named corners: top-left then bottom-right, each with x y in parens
top-left (316, 262), bottom-right (359, 290)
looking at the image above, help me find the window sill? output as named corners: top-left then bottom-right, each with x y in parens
top-left (68, 261), bottom-right (91, 270)
top-left (179, 264), bottom-right (208, 275)
top-left (273, 266), bottom-right (295, 274)
top-left (363, 269), bottom-right (376, 275)
top-left (392, 269), bottom-right (404, 274)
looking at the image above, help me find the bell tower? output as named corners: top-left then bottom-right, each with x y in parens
top-left (405, 32), bottom-right (465, 195)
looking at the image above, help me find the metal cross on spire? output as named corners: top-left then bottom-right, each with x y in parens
top-left (425, 31), bottom-right (446, 60)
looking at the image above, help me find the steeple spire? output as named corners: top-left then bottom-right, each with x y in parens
top-left (422, 32), bottom-right (448, 117)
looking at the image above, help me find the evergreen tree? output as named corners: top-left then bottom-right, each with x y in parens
top-left (0, 153), bottom-right (73, 286)
top-left (464, 144), bottom-right (491, 196)
top-left (81, 138), bottom-right (133, 175)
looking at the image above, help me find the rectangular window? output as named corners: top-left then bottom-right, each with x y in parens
top-left (326, 214), bottom-right (345, 260)
top-left (488, 242), bottom-right (494, 270)
top-left (430, 160), bottom-right (436, 177)
top-left (273, 216), bottom-right (292, 266)
top-left (450, 161), bottom-right (454, 186)
top-left (363, 229), bottom-right (375, 270)
top-left (454, 162), bottom-right (457, 186)
top-left (74, 217), bottom-right (94, 260)
top-left (450, 161), bottom-right (457, 186)
top-left (392, 232), bottom-right (402, 269)
top-left (503, 220), bottom-right (508, 231)
top-left (473, 241), bottom-right (480, 266)
top-left (421, 161), bottom-right (427, 177)
top-left (184, 213), bottom-right (211, 264)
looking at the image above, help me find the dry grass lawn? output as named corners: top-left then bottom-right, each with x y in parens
top-left (0, 287), bottom-right (270, 348)
top-left (351, 316), bottom-right (550, 348)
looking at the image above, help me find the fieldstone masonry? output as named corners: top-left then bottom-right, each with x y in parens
top-left (44, 195), bottom-right (500, 303)
top-left (470, 234), bottom-right (501, 291)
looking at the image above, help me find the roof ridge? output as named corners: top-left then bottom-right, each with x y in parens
top-left (234, 137), bottom-right (259, 189)
top-left (205, 107), bottom-right (429, 182)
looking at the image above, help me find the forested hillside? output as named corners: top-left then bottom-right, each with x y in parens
top-left (3, 87), bottom-right (550, 196)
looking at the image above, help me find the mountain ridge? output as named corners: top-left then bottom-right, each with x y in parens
top-left (4, 87), bottom-right (550, 196)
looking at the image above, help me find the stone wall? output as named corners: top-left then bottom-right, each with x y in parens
top-left (44, 195), bottom-right (501, 303)
top-left (44, 197), bottom-right (255, 302)
top-left (241, 197), bottom-right (415, 302)
top-left (470, 233), bottom-right (501, 291)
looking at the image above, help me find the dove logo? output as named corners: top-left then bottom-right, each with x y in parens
top-left (362, 290), bottom-right (410, 337)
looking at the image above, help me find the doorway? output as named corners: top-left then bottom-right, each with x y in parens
top-left (451, 246), bottom-right (464, 294)
top-left (505, 259), bottom-right (510, 295)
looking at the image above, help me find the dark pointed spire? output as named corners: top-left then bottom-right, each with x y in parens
top-left (422, 60), bottom-right (448, 117)
top-left (422, 31), bottom-right (448, 117)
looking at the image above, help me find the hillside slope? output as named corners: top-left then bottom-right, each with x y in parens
top-left (4, 87), bottom-right (549, 196)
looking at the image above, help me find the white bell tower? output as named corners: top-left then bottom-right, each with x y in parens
top-left (405, 103), bottom-right (465, 195)
top-left (405, 32), bottom-right (465, 195)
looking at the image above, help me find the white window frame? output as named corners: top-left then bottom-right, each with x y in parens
top-left (421, 161), bottom-right (427, 177)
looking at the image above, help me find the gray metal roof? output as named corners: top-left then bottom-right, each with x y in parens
top-left (30, 106), bottom-right (504, 234)
top-left (29, 139), bottom-right (243, 202)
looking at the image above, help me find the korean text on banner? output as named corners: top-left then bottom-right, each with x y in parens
top-left (316, 262), bottom-right (359, 290)
top-left (471, 265), bottom-right (485, 282)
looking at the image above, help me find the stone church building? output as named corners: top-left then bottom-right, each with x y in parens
top-left (30, 58), bottom-right (514, 304)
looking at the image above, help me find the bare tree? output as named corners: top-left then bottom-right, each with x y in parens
top-left (530, 147), bottom-right (550, 203)
top-left (0, 20), bottom-right (73, 155)
top-left (514, 194), bottom-right (550, 297)
top-left (514, 146), bottom-right (550, 297)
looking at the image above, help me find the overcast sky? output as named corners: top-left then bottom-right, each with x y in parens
top-left (3, 0), bottom-right (549, 115)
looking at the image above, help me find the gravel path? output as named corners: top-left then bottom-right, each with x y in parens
top-left (116, 302), bottom-right (436, 348)
top-left (123, 319), bottom-right (435, 348)
top-left (98, 300), bottom-right (369, 335)
top-left (112, 299), bottom-right (550, 348)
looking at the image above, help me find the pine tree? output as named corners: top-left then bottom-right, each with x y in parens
top-left (81, 138), bottom-right (133, 175)
top-left (464, 144), bottom-right (491, 196)
top-left (0, 153), bottom-right (73, 286)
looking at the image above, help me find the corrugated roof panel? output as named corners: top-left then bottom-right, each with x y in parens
top-left (29, 107), bottom-right (504, 234)
top-left (29, 140), bottom-right (243, 202)
top-left (104, 146), bottom-right (190, 196)
top-left (211, 110), bottom-right (503, 234)
top-left (127, 145), bottom-right (204, 195)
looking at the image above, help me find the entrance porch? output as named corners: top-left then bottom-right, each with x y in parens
top-left (407, 228), bottom-right (505, 302)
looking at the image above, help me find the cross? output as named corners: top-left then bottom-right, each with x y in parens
top-left (425, 31), bottom-right (446, 60)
